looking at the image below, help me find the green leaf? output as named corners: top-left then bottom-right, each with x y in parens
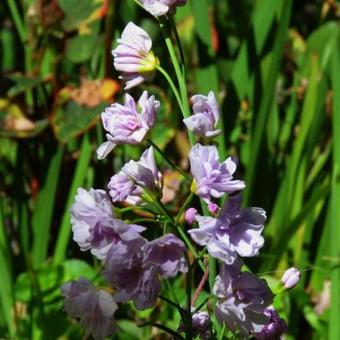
top-left (65, 34), bottom-right (98, 64)
top-left (52, 101), bottom-right (105, 143)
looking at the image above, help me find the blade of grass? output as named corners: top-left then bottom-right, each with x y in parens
top-left (0, 200), bottom-right (16, 338)
top-left (244, 0), bottom-right (292, 205)
top-left (53, 134), bottom-right (92, 263)
top-left (329, 40), bottom-right (340, 340)
top-left (32, 145), bottom-right (64, 268)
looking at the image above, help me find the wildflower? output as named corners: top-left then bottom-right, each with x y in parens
top-left (97, 91), bottom-right (160, 159)
top-left (189, 144), bottom-right (245, 203)
top-left (183, 91), bottom-right (221, 138)
top-left (185, 207), bottom-right (198, 225)
top-left (71, 188), bottom-right (145, 260)
top-left (281, 267), bottom-right (301, 290)
top-left (208, 202), bottom-right (219, 215)
top-left (214, 264), bottom-right (273, 337)
top-left (108, 147), bottom-right (162, 205)
top-left (188, 195), bottom-right (265, 264)
top-left (112, 22), bottom-right (159, 89)
top-left (141, 0), bottom-right (187, 16)
top-left (191, 311), bottom-right (211, 339)
top-left (254, 307), bottom-right (287, 339)
top-left (61, 277), bottom-right (117, 340)
top-left (103, 234), bottom-right (187, 310)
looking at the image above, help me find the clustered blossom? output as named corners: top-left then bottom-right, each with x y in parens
top-left (141, 0), bottom-right (187, 16)
top-left (189, 143), bottom-right (245, 203)
top-left (61, 11), bottom-right (297, 340)
top-left (188, 195), bottom-right (265, 264)
top-left (183, 91), bottom-right (221, 138)
top-left (108, 146), bottom-right (162, 205)
top-left (112, 22), bottom-right (159, 89)
top-left (97, 91), bottom-right (160, 159)
top-left (61, 278), bottom-right (117, 340)
top-left (71, 188), bottom-right (145, 260)
top-left (103, 234), bottom-right (187, 309)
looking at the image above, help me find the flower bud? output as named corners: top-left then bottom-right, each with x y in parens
top-left (281, 267), bottom-right (300, 289)
top-left (208, 202), bottom-right (219, 215)
top-left (185, 208), bottom-right (198, 225)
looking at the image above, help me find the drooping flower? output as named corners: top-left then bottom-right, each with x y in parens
top-left (281, 267), bottom-right (301, 290)
top-left (141, 0), bottom-right (187, 16)
top-left (71, 188), bottom-right (145, 260)
top-left (214, 264), bottom-right (273, 337)
top-left (61, 277), bottom-right (117, 340)
top-left (103, 234), bottom-right (187, 310)
top-left (108, 147), bottom-right (162, 205)
top-left (97, 91), bottom-right (160, 159)
top-left (189, 144), bottom-right (245, 203)
top-left (254, 307), bottom-right (287, 339)
top-left (112, 22), bottom-right (159, 89)
top-left (185, 207), bottom-right (198, 225)
top-left (188, 195), bottom-right (265, 264)
top-left (183, 91), bottom-right (221, 138)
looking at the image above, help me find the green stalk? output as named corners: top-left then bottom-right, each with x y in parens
top-left (6, 0), bottom-right (26, 43)
top-left (158, 19), bottom-right (195, 145)
top-left (175, 192), bottom-right (195, 224)
top-left (148, 139), bottom-right (191, 180)
top-left (53, 134), bottom-right (92, 263)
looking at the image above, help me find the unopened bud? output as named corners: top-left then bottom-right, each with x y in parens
top-left (281, 267), bottom-right (300, 289)
top-left (185, 208), bottom-right (198, 225)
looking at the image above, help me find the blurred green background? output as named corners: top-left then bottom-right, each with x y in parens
top-left (1, 0), bottom-right (340, 339)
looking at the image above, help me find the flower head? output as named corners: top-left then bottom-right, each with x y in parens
top-left (189, 144), bottom-right (245, 203)
top-left (71, 188), bottom-right (146, 260)
top-left (281, 267), bottom-right (301, 290)
top-left (108, 147), bottom-right (162, 205)
top-left (61, 278), bottom-right (117, 340)
top-left (141, 0), bottom-right (187, 16)
top-left (183, 91), bottom-right (221, 138)
top-left (214, 264), bottom-right (273, 337)
top-left (97, 91), bottom-right (160, 159)
top-left (112, 22), bottom-right (159, 89)
top-left (103, 234), bottom-right (187, 310)
top-left (188, 195), bottom-right (265, 264)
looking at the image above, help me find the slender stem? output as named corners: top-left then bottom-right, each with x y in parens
top-left (158, 20), bottom-right (195, 145)
top-left (6, 0), bottom-right (26, 43)
top-left (148, 139), bottom-right (191, 180)
top-left (184, 253), bottom-right (193, 340)
top-left (191, 267), bottom-right (209, 306)
top-left (175, 192), bottom-right (194, 224)
top-left (129, 218), bottom-right (160, 224)
top-left (156, 65), bottom-right (184, 113)
top-left (139, 322), bottom-right (185, 340)
top-left (169, 16), bottom-right (186, 71)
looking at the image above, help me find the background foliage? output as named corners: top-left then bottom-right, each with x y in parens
top-left (0, 0), bottom-right (340, 339)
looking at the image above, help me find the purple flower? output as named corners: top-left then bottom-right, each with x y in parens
top-left (192, 311), bottom-right (211, 339)
top-left (214, 264), bottom-right (273, 337)
top-left (103, 234), bottom-right (187, 310)
top-left (189, 144), bottom-right (245, 203)
top-left (188, 195), bottom-right (265, 264)
top-left (112, 22), bottom-right (159, 89)
top-left (108, 147), bottom-right (162, 205)
top-left (143, 234), bottom-right (187, 278)
top-left (183, 91), bottom-right (221, 138)
top-left (97, 91), bottom-right (160, 159)
top-left (61, 278), bottom-right (117, 340)
top-left (281, 267), bottom-right (301, 289)
top-left (185, 207), bottom-right (198, 225)
top-left (208, 202), bottom-right (219, 215)
top-left (141, 0), bottom-right (187, 16)
top-left (71, 188), bottom-right (145, 260)
top-left (254, 307), bottom-right (287, 339)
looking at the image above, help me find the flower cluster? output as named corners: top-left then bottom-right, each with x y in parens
top-left (61, 7), bottom-right (300, 340)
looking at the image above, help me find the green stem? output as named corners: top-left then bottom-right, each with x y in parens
top-left (6, 0), bottom-right (26, 43)
top-left (169, 16), bottom-right (186, 71)
top-left (184, 253), bottom-right (193, 340)
top-left (156, 65), bottom-right (184, 113)
top-left (175, 192), bottom-right (194, 224)
top-left (148, 139), bottom-right (191, 181)
top-left (158, 20), bottom-right (195, 145)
